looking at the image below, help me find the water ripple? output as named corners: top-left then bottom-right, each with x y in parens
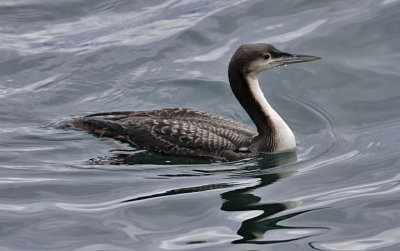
top-left (312, 227), bottom-right (400, 250)
top-left (0, 0), bottom-right (247, 55)
top-left (1, 0), bottom-right (400, 249)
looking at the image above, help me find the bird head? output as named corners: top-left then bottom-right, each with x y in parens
top-left (229, 43), bottom-right (321, 77)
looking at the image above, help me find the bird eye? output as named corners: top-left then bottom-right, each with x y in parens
top-left (264, 54), bottom-right (271, 60)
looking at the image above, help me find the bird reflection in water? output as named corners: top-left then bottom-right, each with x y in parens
top-left (221, 152), bottom-right (327, 244)
top-left (102, 150), bottom-right (325, 243)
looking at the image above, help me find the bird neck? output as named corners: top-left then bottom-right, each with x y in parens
top-left (228, 68), bottom-right (295, 152)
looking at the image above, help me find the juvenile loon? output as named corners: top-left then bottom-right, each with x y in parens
top-left (71, 43), bottom-right (320, 161)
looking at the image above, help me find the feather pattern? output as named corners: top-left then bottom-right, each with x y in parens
top-left (71, 108), bottom-right (257, 161)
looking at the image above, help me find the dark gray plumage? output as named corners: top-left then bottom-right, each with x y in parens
top-left (70, 43), bottom-right (320, 161)
top-left (71, 108), bottom-right (256, 161)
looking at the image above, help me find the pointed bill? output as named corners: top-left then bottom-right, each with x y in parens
top-left (274, 54), bottom-right (321, 66)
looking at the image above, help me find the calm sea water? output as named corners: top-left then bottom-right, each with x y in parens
top-left (1, 0), bottom-right (400, 250)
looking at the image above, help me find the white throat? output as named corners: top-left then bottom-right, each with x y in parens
top-left (246, 75), bottom-right (296, 151)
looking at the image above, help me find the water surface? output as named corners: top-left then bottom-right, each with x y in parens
top-left (1, 0), bottom-right (400, 250)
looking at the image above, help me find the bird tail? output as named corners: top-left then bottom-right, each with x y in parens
top-left (68, 117), bottom-right (125, 139)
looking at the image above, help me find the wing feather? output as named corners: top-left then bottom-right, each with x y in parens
top-left (71, 108), bottom-right (257, 159)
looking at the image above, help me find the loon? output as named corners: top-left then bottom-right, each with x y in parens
top-left (70, 43), bottom-right (320, 161)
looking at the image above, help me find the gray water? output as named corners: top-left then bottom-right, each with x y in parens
top-left (1, 0), bottom-right (400, 250)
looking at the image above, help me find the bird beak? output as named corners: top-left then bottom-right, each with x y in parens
top-left (274, 53), bottom-right (321, 66)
